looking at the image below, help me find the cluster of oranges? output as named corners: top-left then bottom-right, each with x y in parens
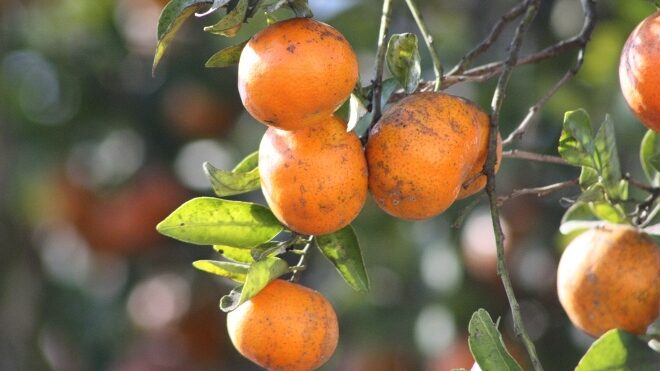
top-left (227, 16), bottom-right (502, 369)
top-left (222, 10), bottom-right (660, 370)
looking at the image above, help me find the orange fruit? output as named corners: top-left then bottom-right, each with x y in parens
top-left (619, 12), bottom-right (660, 132)
top-left (227, 279), bottom-right (339, 371)
top-left (366, 92), bottom-right (488, 220)
top-left (457, 132), bottom-right (502, 199)
top-left (238, 17), bottom-right (358, 130)
top-left (557, 224), bottom-right (660, 337)
top-left (259, 115), bottom-right (368, 235)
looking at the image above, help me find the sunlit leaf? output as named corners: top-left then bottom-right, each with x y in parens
top-left (213, 244), bottom-right (254, 263)
top-left (386, 33), bottom-right (421, 94)
top-left (219, 256), bottom-right (289, 312)
top-left (204, 0), bottom-right (248, 36)
top-left (640, 130), bottom-right (660, 186)
top-left (346, 93), bottom-right (368, 133)
top-left (593, 115), bottom-right (622, 198)
top-left (203, 161), bottom-right (260, 197)
top-left (153, 0), bottom-right (214, 74)
top-left (558, 109), bottom-right (595, 168)
top-left (589, 201), bottom-right (626, 223)
top-left (468, 309), bottom-right (522, 371)
top-left (316, 225), bottom-right (369, 292)
top-left (579, 166), bottom-right (599, 189)
top-left (576, 329), bottom-right (660, 370)
top-left (232, 151), bottom-right (259, 173)
top-left (192, 260), bottom-right (248, 282)
top-left (156, 197), bottom-right (283, 247)
top-left (205, 41), bottom-right (248, 68)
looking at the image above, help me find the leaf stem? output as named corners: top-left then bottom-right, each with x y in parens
top-left (290, 236), bottom-right (313, 282)
top-left (485, 1), bottom-right (544, 370)
top-left (403, 0), bottom-right (443, 91)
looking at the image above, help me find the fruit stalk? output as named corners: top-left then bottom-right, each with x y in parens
top-left (485, 1), bottom-right (544, 370)
top-left (403, 0), bottom-right (443, 91)
top-left (369, 0), bottom-right (394, 133)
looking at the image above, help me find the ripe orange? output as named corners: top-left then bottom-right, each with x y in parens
top-left (259, 115), bottom-right (368, 235)
top-left (619, 12), bottom-right (660, 132)
top-left (557, 224), bottom-right (660, 337)
top-left (366, 92), bottom-right (489, 220)
top-left (238, 17), bottom-right (358, 130)
top-left (227, 280), bottom-right (339, 371)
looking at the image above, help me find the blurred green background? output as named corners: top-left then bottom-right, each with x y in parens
top-left (0, 0), bottom-right (656, 370)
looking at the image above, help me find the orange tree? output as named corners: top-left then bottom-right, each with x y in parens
top-left (153, 0), bottom-right (660, 369)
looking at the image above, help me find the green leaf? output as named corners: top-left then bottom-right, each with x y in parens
top-left (213, 244), bottom-right (254, 263)
top-left (316, 225), bottom-right (369, 292)
top-left (353, 78), bottom-right (400, 138)
top-left (468, 309), bottom-right (523, 371)
top-left (579, 167), bottom-right (600, 190)
top-left (153, 0), bottom-right (215, 74)
top-left (204, 0), bottom-right (248, 36)
top-left (192, 260), bottom-right (248, 282)
top-left (219, 256), bottom-right (289, 312)
top-left (232, 151), bottom-right (259, 173)
top-left (593, 115), bottom-right (622, 198)
top-left (203, 161), bottom-right (260, 197)
top-left (640, 129), bottom-right (660, 186)
top-left (264, 0), bottom-right (313, 17)
top-left (589, 201), bottom-right (627, 223)
top-left (386, 33), bottom-right (421, 94)
top-left (558, 109), bottom-right (596, 168)
top-left (576, 329), bottom-right (660, 371)
top-left (156, 197), bottom-right (283, 247)
top-left (205, 41), bottom-right (248, 68)
top-left (559, 200), bottom-right (605, 234)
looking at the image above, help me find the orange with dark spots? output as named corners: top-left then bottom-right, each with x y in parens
top-left (366, 92), bottom-right (488, 220)
top-left (457, 132), bottom-right (502, 199)
top-left (259, 115), bottom-right (368, 235)
top-left (227, 280), bottom-right (339, 371)
top-left (238, 17), bottom-right (358, 130)
top-left (619, 12), bottom-right (660, 132)
top-left (557, 224), bottom-right (660, 337)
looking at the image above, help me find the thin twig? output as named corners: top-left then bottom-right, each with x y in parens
top-left (484, 1), bottom-right (544, 370)
top-left (403, 0), bottom-right (443, 91)
top-left (503, 150), bottom-right (571, 166)
top-left (497, 179), bottom-right (579, 206)
top-left (624, 172), bottom-right (660, 194)
top-left (364, 0), bottom-right (394, 146)
top-left (448, 2), bottom-right (528, 76)
top-left (503, 0), bottom-right (596, 145)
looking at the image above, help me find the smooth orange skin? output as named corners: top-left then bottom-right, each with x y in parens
top-left (259, 115), bottom-right (368, 235)
top-left (238, 18), bottom-right (358, 130)
top-left (457, 132), bottom-right (502, 200)
top-left (366, 92), bottom-right (486, 220)
top-left (619, 12), bottom-right (660, 132)
top-left (227, 280), bottom-right (339, 371)
top-left (557, 224), bottom-right (660, 337)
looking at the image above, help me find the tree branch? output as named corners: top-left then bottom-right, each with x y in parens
top-left (362, 0), bottom-right (394, 146)
top-left (404, 0), bottom-right (443, 91)
top-left (497, 179), bottom-right (579, 206)
top-left (448, 1), bottom-right (528, 76)
top-left (503, 0), bottom-right (597, 145)
top-left (484, 1), bottom-right (544, 370)
top-left (503, 150), bottom-right (572, 166)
